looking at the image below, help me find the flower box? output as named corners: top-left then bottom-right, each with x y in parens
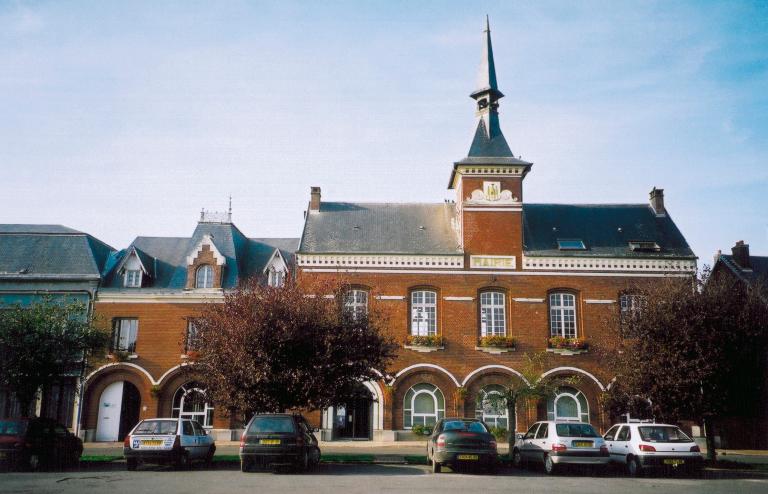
top-left (547, 337), bottom-right (589, 355)
top-left (476, 335), bottom-right (516, 354)
top-left (404, 335), bottom-right (444, 353)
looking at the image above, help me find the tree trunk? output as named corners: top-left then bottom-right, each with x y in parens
top-left (703, 417), bottom-right (717, 462)
top-left (507, 398), bottom-right (517, 459)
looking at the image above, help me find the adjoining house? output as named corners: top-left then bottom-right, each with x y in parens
top-left (711, 240), bottom-right (768, 449)
top-left (81, 210), bottom-right (297, 442)
top-left (296, 19), bottom-right (697, 441)
top-left (0, 224), bottom-right (114, 432)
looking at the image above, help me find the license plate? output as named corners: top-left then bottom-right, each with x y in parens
top-left (663, 459), bottom-right (685, 466)
top-left (573, 441), bottom-right (592, 447)
top-left (260, 439), bottom-right (281, 445)
top-left (457, 454), bottom-right (479, 460)
top-left (142, 440), bottom-right (163, 446)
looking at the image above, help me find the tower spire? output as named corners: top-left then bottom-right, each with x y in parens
top-left (467, 16), bottom-right (511, 159)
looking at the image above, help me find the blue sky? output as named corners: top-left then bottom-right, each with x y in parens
top-left (1, 0), bottom-right (766, 265)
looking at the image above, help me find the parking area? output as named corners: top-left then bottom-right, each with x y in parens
top-left (2, 462), bottom-right (768, 494)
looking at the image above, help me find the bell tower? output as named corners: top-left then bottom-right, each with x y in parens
top-left (449, 17), bottom-right (532, 270)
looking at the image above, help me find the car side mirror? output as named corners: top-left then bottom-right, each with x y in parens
top-left (313, 428), bottom-right (320, 433)
top-left (516, 433), bottom-right (524, 440)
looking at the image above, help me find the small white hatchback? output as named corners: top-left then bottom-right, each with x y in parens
top-left (603, 422), bottom-right (703, 476)
top-left (512, 421), bottom-right (609, 475)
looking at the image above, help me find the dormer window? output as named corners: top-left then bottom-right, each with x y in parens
top-left (124, 269), bottom-right (142, 288)
top-left (195, 265), bottom-right (214, 289)
top-left (268, 268), bottom-right (285, 287)
top-left (629, 241), bottom-right (660, 252)
top-left (557, 239), bottom-right (586, 251)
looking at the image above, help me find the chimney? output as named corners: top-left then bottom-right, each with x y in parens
top-left (649, 187), bottom-right (665, 216)
top-left (731, 240), bottom-right (751, 269)
top-left (309, 186), bottom-right (321, 212)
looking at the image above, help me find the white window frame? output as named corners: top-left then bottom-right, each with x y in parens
top-left (480, 291), bottom-right (506, 336)
top-left (195, 265), bottom-right (214, 289)
top-left (123, 269), bottom-right (142, 288)
top-left (547, 387), bottom-right (590, 423)
top-left (112, 318), bottom-right (138, 353)
top-left (403, 383), bottom-right (445, 429)
top-left (410, 290), bottom-right (437, 336)
top-left (268, 268), bottom-right (285, 287)
top-left (344, 289), bottom-right (368, 321)
top-left (185, 320), bottom-right (198, 352)
top-left (171, 382), bottom-right (214, 428)
top-left (476, 385), bottom-right (510, 429)
top-left (549, 292), bottom-right (577, 338)
top-left (620, 293), bottom-right (645, 313)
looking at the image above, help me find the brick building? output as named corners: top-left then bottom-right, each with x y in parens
top-left (710, 240), bottom-right (768, 449)
top-left (81, 211), bottom-right (297, 441)
top-left (296, 20), bottom-right (697, 441)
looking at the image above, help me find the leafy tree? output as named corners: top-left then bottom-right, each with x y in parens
top-left (188, 278), bottom-right (397, 419)
top-left (602, 270), bottom-right (768, 460)
top-left (0, 298), bottom-right (110, 416)
top-left (488, 352), bottom-right (578, 459)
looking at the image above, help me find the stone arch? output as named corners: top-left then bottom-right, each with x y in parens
top-left (534, 367), bottom-right (608, 431)
top-left (80, 364), bottom-right (153, 434)
top-left (461, 366), bottom-right (529, 432)
top-left (390, 369), bottom-right (456, 431)
top-left (392, 363), bottom-right (460, 387)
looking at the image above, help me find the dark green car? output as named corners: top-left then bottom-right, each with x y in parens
top-left (239, 414), bottom-right (320, 472)
top-left (426, 418), bottom-right (498, 474)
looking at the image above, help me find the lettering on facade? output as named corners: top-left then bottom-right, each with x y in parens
top-left (470, 255), bottom-right (517, 270)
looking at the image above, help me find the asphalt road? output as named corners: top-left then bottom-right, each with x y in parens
top-left (2, 463), bottom-right (767, 494)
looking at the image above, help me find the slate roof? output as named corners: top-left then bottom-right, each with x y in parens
top-left (102, 221), bottom-right (299, 290)
top-left (299, 203), bottom-right (462, 255)
top-left (299, 202), bottom-right (695, 260)
top-left (0, 225), bottom-right (114, 279)
top-left (523, 204), bottom-right (696, 258)
top-left (717, 254), bottom-right (768, 286)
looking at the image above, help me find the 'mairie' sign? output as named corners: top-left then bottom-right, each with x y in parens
top-left (470, 255), bottom-right (516, 270)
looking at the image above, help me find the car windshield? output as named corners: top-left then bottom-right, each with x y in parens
top-left (639, 426), bottom-right (692, 443)
top-left (0, 420), bottom-right (26, 436)
top-left (442, 420), bottom-right (488, 433)
top-left (248, 417), bottom-right (296, 434)
top-left (133, 420), bottom-right (177, 435)
top-left (555, 423), bottom-right (600, 438)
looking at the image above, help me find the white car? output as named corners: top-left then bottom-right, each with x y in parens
top-left (603, 422), bottom-right (703, 476)
top-left (123, 418), bottom-right (216, 471)
top-left (512, 421), bottom-right (609, 474)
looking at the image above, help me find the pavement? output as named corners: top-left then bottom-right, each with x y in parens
top-left (3, 463), bottom-right (768, 494)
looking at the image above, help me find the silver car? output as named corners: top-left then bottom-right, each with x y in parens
top-left (512, 421), bottom-right (609, 474)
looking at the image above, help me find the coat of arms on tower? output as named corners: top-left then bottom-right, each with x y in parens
top-left (467, 181), bottom-right (518, 204)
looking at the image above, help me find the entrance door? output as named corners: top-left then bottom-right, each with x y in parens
top-left (337, 387), bottom-right (372, 440)
top-left (118, 382), bottom-right (141, 441)
top-left (95, 381), bottom-right (141, 442)
top-left (96, 381), bottom-right (123, 441)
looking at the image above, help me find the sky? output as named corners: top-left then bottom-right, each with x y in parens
top-left (1, 0), bottom-right (766, 267)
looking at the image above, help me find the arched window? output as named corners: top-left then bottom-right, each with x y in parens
top-left (403, 383), bottom-right (444, 429)
top-left (475, 384), bottom-right (509, 429)
top-left (549, 292), bottom-right (577, 338)
top-left (410, 290), bottom-right (437, 336)
top-left (268, 268), bottom-right (285, 287)
top-left (195, 265), bottom-right (214, 289)
top-left (480, 291), bottom-right (506, 336)
top-left (344, 289), bottom-right (368, 321)
top-left (172, 382), bottom-right (214, 428)
top-left (547, 386), bottom-right (589, 423)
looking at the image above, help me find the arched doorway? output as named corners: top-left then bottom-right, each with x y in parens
top-left (335, 385), bottom-right (373, 440)
top-left (95, 381), bottom-right (141, 442)
top-left (171, 382), bottom-right (214, 428)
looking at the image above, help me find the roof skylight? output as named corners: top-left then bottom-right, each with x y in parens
top-left (557, 239), bottom-right (586, 251)
top-left (629, 241), bottom-right (661, 252)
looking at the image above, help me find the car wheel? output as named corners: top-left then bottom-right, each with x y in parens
top-left (126, 458), bottom-right (138, 471)
top-left (28, 454), bottom-right (40, 472)
top-left (512, 449), bottom-right (523, 469)
top-left (627, 456), bottom-right (643, 477)
top-left (175, 451), bottom-right (191, 470)
top-left (240, 457), bottom-right (252, 473)
top-left (487, 461), bottom-right (499, 475)
top-left (205, 446), bottom-right (215, 467)
top-left (543, 454), bottom-right (557, 475)
top-left (311, 448), bottom-right (321, 469)
top-left (431, 457), bottom-right (441, 474)
top-left (298, 451), bottom-right (310, 473)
